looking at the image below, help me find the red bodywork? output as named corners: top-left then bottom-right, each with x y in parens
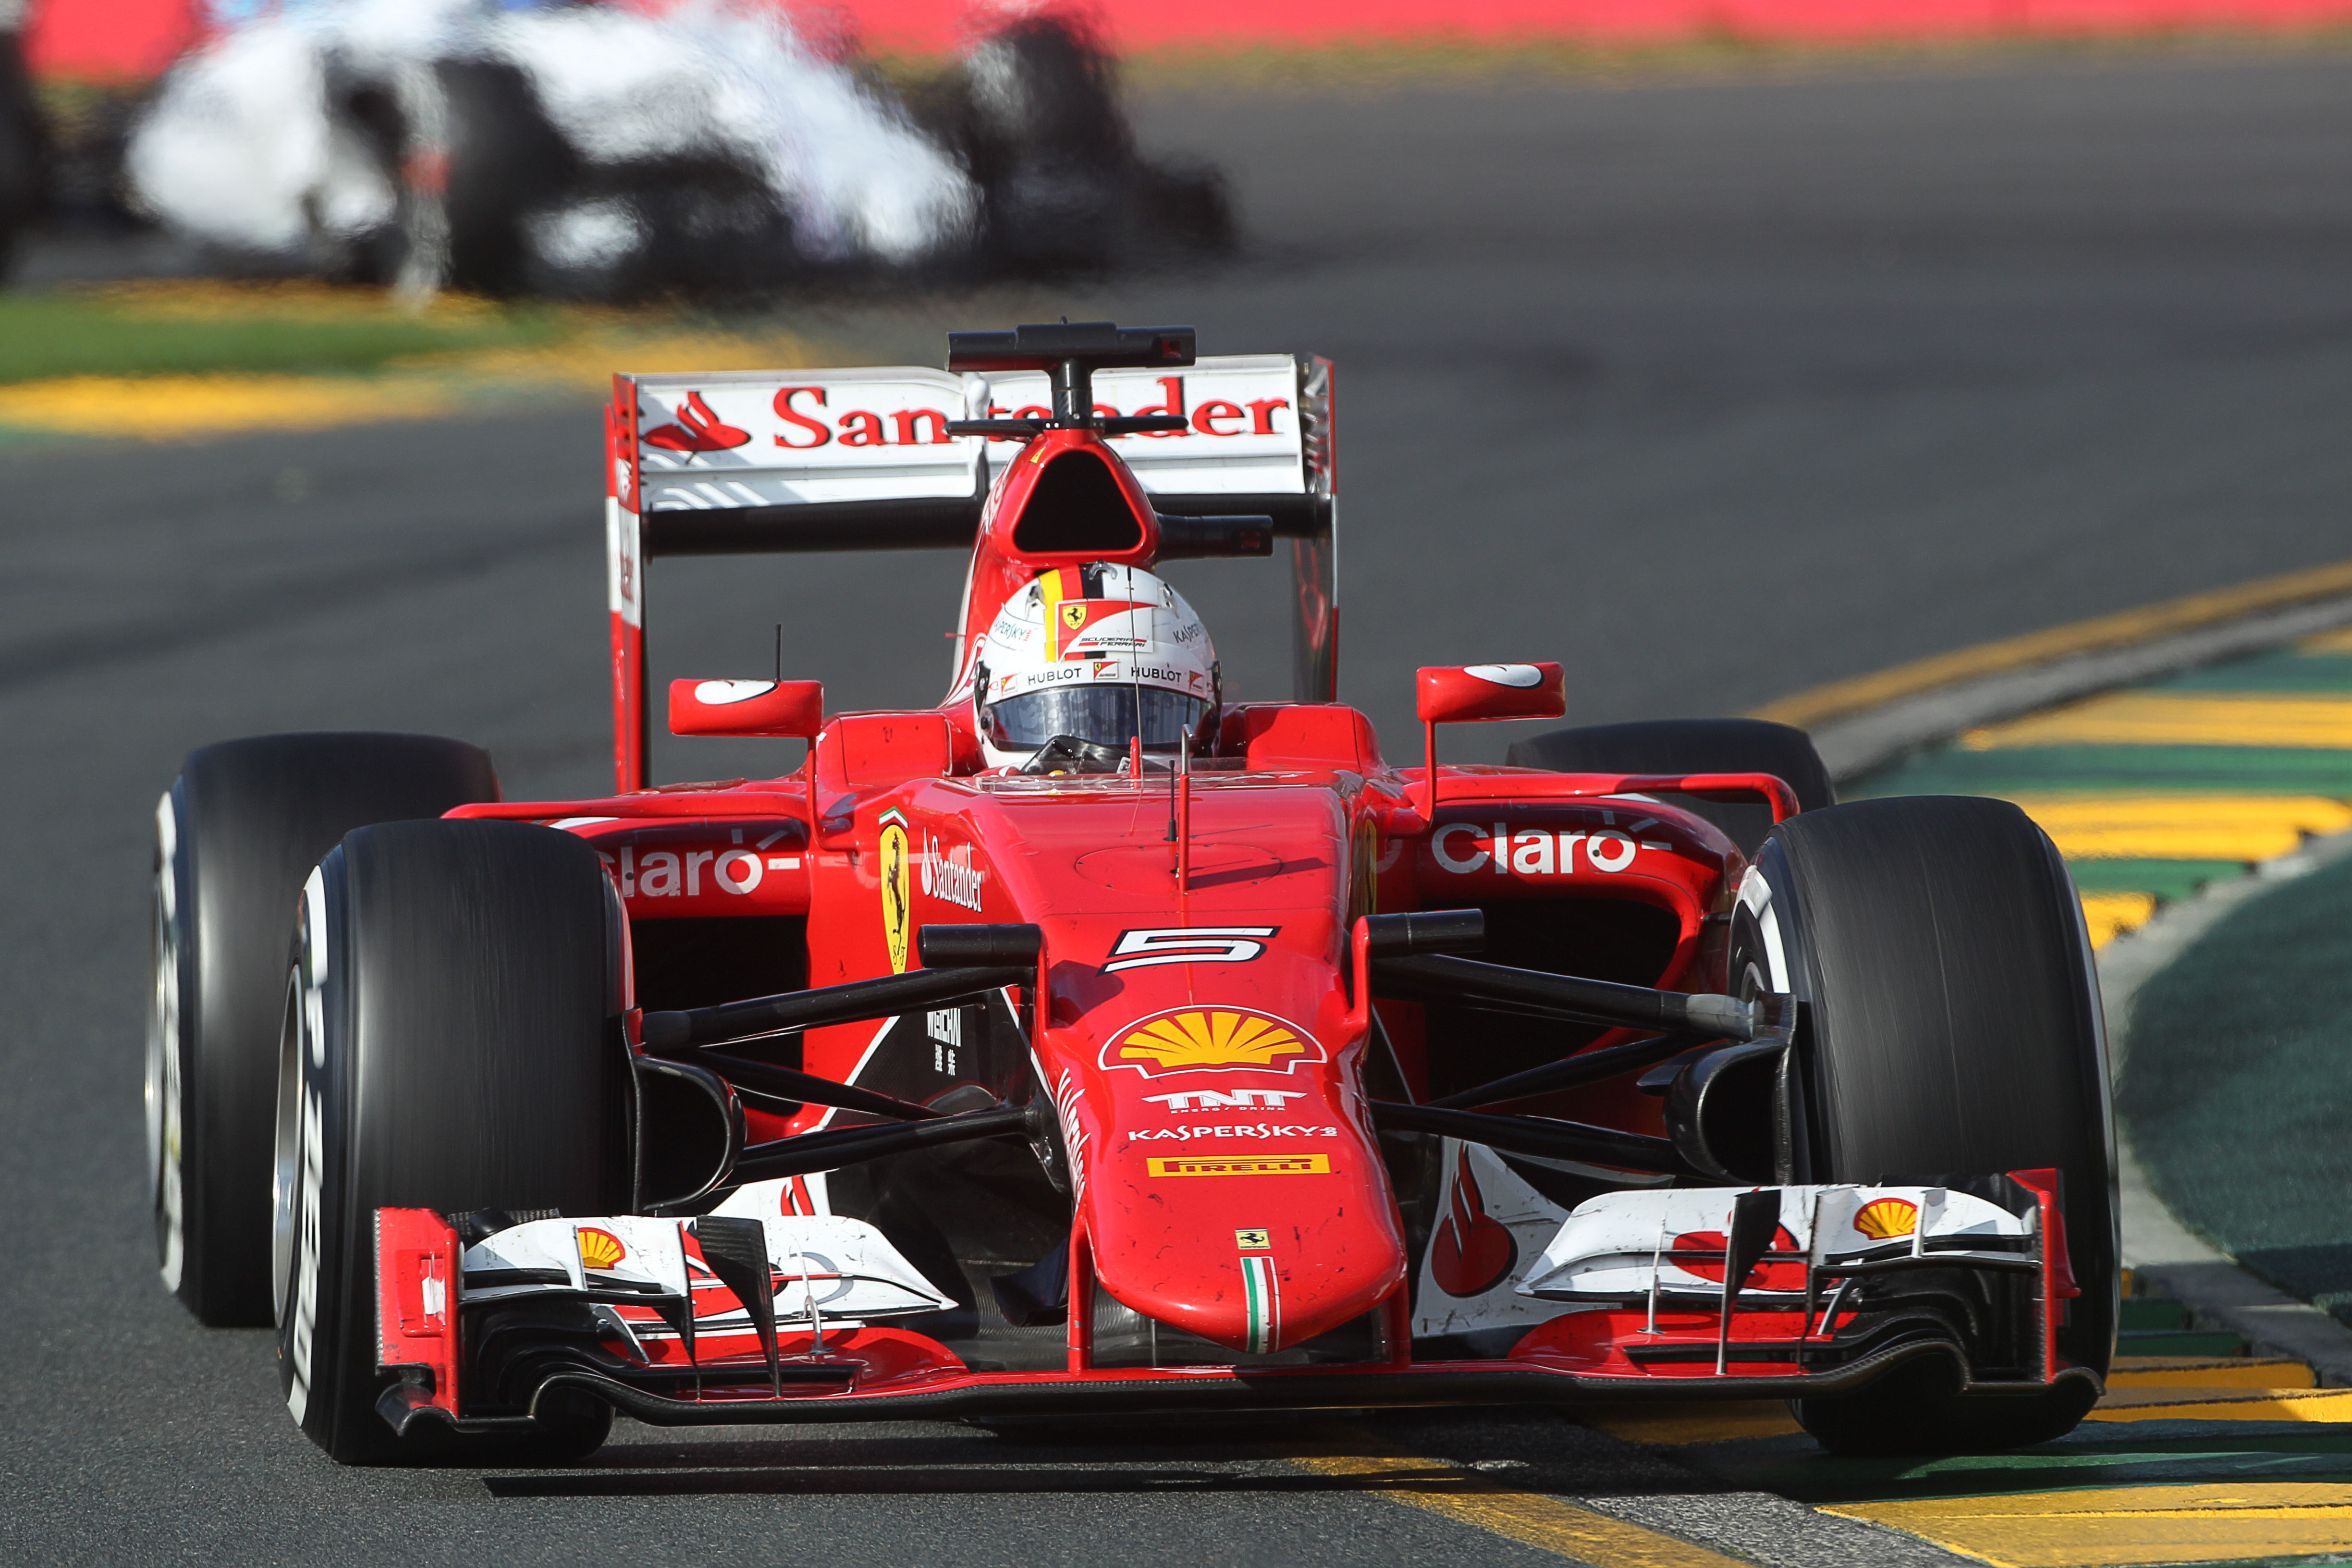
top-left (399, 360), bottom-right (2077, 1423)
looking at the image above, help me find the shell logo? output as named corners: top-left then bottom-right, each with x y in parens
top-left (1103, 1008), bottom-right (1323, 1078)
top-left (1853, 1198), bottom-right (1919, 1241)
top-left (576, 1227), bottom-right (626, 1273)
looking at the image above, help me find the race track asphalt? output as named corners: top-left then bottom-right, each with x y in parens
top-left (5, 49), bottom-right (2352, 1567)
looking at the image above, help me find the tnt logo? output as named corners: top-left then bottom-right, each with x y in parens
top-left (1144, 1089), bottom-right (1307, 1113)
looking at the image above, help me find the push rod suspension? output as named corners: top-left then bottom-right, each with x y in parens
top-left (1371, 1102), bottom-right (1689, 1175)
top-left (1373, 954), bottom-right (1761, 1041)
top-left (639, 965), bottom-right (1030, 1053)
top-left (1426, 1032), bottom-right (1699, 1110)
top-left (686, 1053), bottom-right (944, 1122)
top-left (727, 1107), bottom-right (1032, 1184)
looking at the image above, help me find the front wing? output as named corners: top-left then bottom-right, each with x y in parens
top-left (372, 1171), bottom-right (2087, 1435)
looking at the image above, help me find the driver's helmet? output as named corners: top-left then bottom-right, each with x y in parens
top-left (972, 563), bottom-right (1219, 769)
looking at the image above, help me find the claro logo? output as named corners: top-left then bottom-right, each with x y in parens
top-left (601, 829), bottom-right (802, 900)
top-left (1431, 821), bottom-right (1673, 878)
top-left (768, 377), bottom-right (1292, 449)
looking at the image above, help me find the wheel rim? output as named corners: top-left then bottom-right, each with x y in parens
top-left (1727, 857), bottom-right (1816, 1184)
top-left (270, 963), bottom-right (305, 1324)
top-left (276, 868), bottom-right (332, 1424)
top-left (148, 793), bottom-right (185, 1291)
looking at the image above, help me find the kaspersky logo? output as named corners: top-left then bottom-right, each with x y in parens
top-left (1144, 1088), bottom-right (1305, 1112)
top-left (1099, 1007), bottom-right (1327, 1078)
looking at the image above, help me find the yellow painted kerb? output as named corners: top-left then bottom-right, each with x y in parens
top-left (1967, 692), bottom-right (2352, 752)
top-left (1832, 1481), bottom-right (2352, 1568)
top-left (2079, 891), bottom-right (2156, 949)
top-left (2003, 794), bottom-right (2352, 862)
top-left (2085, 1387), bottom-right (2352, 1423)
top-left (2107, 1357), bottom-right (2317, 1389)
top-left (1751, 559), bottom-right (2352, 730)
top-left (0, 373), bottom-right (460, 437)
top-left (0, 331), bottom-right (813, 440)
top-left (1294, 1443), bottom-right (1748, 1566)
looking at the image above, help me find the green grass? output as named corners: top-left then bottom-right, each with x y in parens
top-left (2121, 851), bottom-right (2352, 1323)
top-left (0, 284), bottom-right (573, 384)
top-left (1850, 745), bottom-right (2352, 797)
top-left (2067, 859), bottom-right (2246, 901)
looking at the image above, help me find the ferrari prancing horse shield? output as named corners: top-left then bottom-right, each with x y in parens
top-left (879, 814), bottom-right (911, 973)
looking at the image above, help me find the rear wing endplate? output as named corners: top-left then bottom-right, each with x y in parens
top-left (604, 355), bottom-right (1335, 790)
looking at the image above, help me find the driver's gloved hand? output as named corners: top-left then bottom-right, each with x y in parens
top-left (1020, 735), bottom-right (1128, 774)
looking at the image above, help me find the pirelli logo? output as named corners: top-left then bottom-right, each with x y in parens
top-left (1145, 1154), bottom-right (1332, 1178)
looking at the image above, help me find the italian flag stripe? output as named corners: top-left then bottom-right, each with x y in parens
top-left (1242, 1256), bottom-right (1277, 1354)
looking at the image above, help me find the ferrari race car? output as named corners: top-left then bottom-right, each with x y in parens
top-left (148, 322), bottom-right (2117, 1465)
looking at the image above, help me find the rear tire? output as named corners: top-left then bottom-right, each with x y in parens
top-left (1731, 796), bottom-right (2116, 1454)
top-left (149, 733), bottom-right (496, 1326)
top-left (275, 819), bottom-right (625, 1465)
top-left (1506, 718), bottom-right (1833, 856)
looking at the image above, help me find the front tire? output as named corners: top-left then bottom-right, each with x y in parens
top-left (275, 819), bottom-right (625, 1465)
top-left (1732, 796), bottom-right (2116, 1454)
top-left (150, 733), bottom-right (496, 1325)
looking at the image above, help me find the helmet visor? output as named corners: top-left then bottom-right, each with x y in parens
top-left (984, 685), bottom-right (1211, 755)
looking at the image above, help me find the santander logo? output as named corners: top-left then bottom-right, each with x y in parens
top-left (643, 391), bottom-right (751, 454)
top-left (919, 833), bottom-right (985, 912)
top-left (756, 376), bottom-right (1292, 451)
top-left (986, 376), bottom-right (1293, 442)
top-left (775, 386), bottom-right (956, 449)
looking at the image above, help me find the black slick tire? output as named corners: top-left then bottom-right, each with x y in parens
top-left (149, 733), bottom-right (496, 1326)
top-left (1506, 718), bottom-right (1833, 856)
top-left (1730, 796), bottom-right (2116, 1455)
top-left (276, 819), bottom-right (626, 1465)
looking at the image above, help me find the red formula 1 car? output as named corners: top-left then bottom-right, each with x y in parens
top-left (147, 323), bottom-right (2117, 1465)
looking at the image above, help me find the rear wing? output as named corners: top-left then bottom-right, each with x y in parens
top-left (604, 354), bottom-right (1335, 790)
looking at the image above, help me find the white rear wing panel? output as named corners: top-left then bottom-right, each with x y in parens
top-left (602, 351), bottom-right (1335, 790)
top-left (973, 355), bottom-right (1311, 499)
top-left (625, 367), bottom-right (981, 517)
top-left (613, 355), bottom-right (1329, 551)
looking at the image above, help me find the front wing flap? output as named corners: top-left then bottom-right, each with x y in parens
top-left (372, 1170), bottom-right (2084, 1433)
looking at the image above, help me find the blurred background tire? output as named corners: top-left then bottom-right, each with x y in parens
top-left (0, 15), bottom-right (47, 280)
top-left (889, 14), bottom-right (1234, 277)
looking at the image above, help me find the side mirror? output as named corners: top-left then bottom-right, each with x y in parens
top-left (1416, 663), bottom-right (1566, 726)
top-left (669, 679), bottom-right (824, 739)
top-left (1413, 663), bottom-right (1565, 814)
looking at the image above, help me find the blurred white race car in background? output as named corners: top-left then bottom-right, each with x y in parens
top-left (125, 0), bottom-right (1228, 299)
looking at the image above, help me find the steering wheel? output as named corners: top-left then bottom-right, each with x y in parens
top-left (1019, 735), bottom-right (1128, 775)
